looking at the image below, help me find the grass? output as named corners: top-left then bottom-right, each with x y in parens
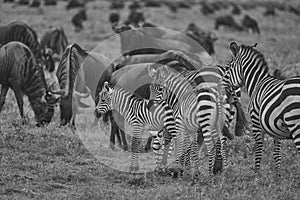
top-left (1, 0), bottom-right (300, 199)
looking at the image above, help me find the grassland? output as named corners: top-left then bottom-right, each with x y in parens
top-left (0, 0), bottom-right (300, 199)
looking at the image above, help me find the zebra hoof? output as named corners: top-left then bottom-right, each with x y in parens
top-left (129, 165), bottom-right (139, 172)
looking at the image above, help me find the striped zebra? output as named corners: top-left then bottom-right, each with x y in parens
top-left (226, 41), bottom-right (300, 174)
top-left (95, 82), bottom-right (178, 172)
top-left (148, 65), bottom-right (228, 175)
top-left (0, 41), bottom-right (60, 126)
top-left (148, 64), bottom-right (249, 175)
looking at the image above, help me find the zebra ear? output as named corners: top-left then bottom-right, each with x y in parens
top-left (230, 42), bottom-right (239, 56)
top-left (159, 65), bottom-right (169, 79)
top-left (104, 81), bottom-right (113, 94)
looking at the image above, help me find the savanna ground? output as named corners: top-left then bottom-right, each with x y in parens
top-left (0, 0), bottom-right (300, 199)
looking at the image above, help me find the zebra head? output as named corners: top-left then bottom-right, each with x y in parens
top-left (95, 81), bottom-right (113, 118)
top-left (149, 83), bottom-right (167, 102)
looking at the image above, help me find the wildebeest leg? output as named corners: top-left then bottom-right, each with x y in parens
top-left (144, 135), bottom-right (153, 152)
top-left (118, 117), bottom-right (128, 151)
top-left (0, 85), bottom-right (9, 113)
top-left (11, 84), bottom-right (25, 124)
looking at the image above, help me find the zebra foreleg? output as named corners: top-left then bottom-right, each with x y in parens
top-left (129, 124), bottom-right (143, 172)
top-left (0, 85), bottom-right (9, 113)
top-left (252, 126), bottom-right (264, 172)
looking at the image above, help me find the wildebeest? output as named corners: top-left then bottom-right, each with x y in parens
top-left (125, 9), bottom-right (145, 27)
top-left (241, 15), bottom-right (260, 34)
top-left (55, 43), bottom-right (113, 127)
top-left (0, 21), bottom-right (41, 59)
top-left (44, 0), bottom-right (57, 6)
top-left (129, 1), bottom-right (141, 10)
top-left (66, 0), bottom-right (85, 10)
top-left (231, 3), bottom-right (241, 15)
top-left (144, 0), bottom-right (161, 8)
top-left (109, 0), bottom-right (125, 10)
top-left (215, 15), bottom-right (244, 31)
top-left (185, 23), bottom-right (217, 55)
top-left (40, 26), bottom-right (68, 60)
top-left (18, 0), bottom-right (30, 5)
top-left (30, 0), bottom-right (41, 7)
top-left (111, 20), bottom-right (211, 64)
top-left (289, 5), bottom-right (300, 16)
top-left (71, 8), bottom-right (87, 32)
top-left (200, 2), bottom-right (214, 15)
top-left (263, 6), bottom-right (276, 16)
top-left (0, 42), bottom-right (60, 126)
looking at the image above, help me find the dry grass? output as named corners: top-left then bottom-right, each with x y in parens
top-left (0, 0), bottom-right (300, 199)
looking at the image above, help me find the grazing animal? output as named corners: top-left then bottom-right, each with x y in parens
top-left (56, 43), bottom-right (112, 128)
top-left (264, 6), bottom-right (276, 16)
top-left (71, 8), bottom-right (87, 32)
top-left (129, 1), bottom-right (141, 10)
top-left (30, 0), bottom-right (41, 7)
top-left (109, 0), bottom-right (125, 9)
top-left (94, 51), bottom-right (203, 152)
top-left (144, 0), bottom-right (161, 8)
top-left (0, 42), bottom-right (60, 126)
top-left (0, 21), bottom-right (41, 60)
top-left (44, 0), bottom-right (57, 6)
top-left (3, 0), bottom-right (15, 3)
top-left (40, 26), bottom-right (68, 60)
top-left (200, 2), bottom-right (214, 15)
top-left (185, 22), bottom-right (217, 55)
top-left (66, 0), bottom-right (85, 10)
top-left (95, 82), bottom-right (177, 172)
top-left (215, 15), bottom-right (244, 31)
top-left (289, 5), bottom-right (300, 16)
top-left (18, 0), bottom-right (30, 5)
top-left (226, 42), bottom-right (300, 174)
top-left (231, 3), bottom-right (241, 15)
top-left (149, 64), bottom-right (247, 174)
top-left (241, 15), bottom-right (260, 34)
top-left (148, 65), bottom-right (227, 175)
top-left (125, 9), bottom-right (145, 27)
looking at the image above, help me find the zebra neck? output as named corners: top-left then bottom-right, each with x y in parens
top-left (110, 87), bottom-right (142, 118)
top-left (243, 63), bottom-right (269, 97)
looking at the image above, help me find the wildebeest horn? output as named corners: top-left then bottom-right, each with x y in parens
top-left (74, 86), bottom-right (91, 98)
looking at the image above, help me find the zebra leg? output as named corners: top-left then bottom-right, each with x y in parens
top-left (221, 136), bottom-right (228, 169)
top-left (144, 135), bottom-right (153, 152)
top-left (0, 85), bottom-right (9, 113)
top-left (129, 124), bottom-right (143, 172)
top-left (273, 139), bottom-right (281, 175)
top-left (253, 128), bottom-right (264, 172)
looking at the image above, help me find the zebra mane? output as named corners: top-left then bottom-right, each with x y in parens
top-left (240, 44), bottom-right (269, 71)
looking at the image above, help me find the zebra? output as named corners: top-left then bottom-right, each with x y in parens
top-left (95, 81), bottom-right (178, 172)
top-left (148, 64), bottom-right (249, 175)
top-left (0, 41), bottom-right (61, 126)
top-left (226, 41), bottom-right (300, 174)
top-left (148, 65), bottom-right (229, 175)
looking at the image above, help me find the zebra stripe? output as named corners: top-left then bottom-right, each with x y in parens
top-left (95, 82), bottom-right (178, 172)
top-left (226, 42), bottom-right (300, 173)
top-left (148, 65), bottom-right (228, 175)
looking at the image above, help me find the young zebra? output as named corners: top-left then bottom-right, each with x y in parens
top-left (148, 65), bottom-right (229, 175)
top-left (95, 81), bottom-right (178, 172)
top-left (148, 65), bottom-right (248, 174)
top-left (227, 41), bottom-right (300, 174)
